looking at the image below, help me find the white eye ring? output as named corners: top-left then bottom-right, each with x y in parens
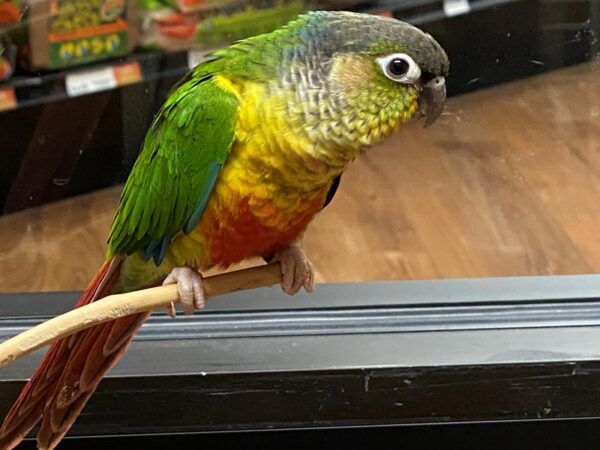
top-left (376, 53), bottom-right (421, 84)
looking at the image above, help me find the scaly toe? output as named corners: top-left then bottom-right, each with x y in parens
top-left (162, 267), bottom-right (205, 315)
top-left (273, 245), bottom-right (315, 295)
top-left (304, 261), bottom-right (315, 293)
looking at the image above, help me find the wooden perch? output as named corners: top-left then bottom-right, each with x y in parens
top-left (0, 263), bottom-right (282, 368)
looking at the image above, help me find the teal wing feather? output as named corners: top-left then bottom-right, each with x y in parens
top-left (107, 65), bottom-right (239, 265)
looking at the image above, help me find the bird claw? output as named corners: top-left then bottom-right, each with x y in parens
top-left (166, 302), bottom-right (177, 318)
top-left (162, 267), bottom-right (205, 316)
top-left (273, 245), bottom-right (314, 295)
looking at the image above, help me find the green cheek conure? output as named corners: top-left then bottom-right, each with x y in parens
top-left (0, 11), bottom-right (448, 449)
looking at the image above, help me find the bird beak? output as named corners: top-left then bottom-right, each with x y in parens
top-left (421, 76), bottom-right (446, 127)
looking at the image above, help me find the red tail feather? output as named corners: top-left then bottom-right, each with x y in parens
top-left (0, 257), bottom-right (151, 450)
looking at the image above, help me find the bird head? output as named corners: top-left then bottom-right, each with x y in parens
top-left (218, 11), bottom-right (449, 156)
top-left (278, 11), bottom-right (450, 148)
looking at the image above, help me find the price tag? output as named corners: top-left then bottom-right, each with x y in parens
top-left (66, 67), bottom-right (117, 97)
top-left (0, 87), bottom-right (17, 111)
top-left (114, 61), bottom-right (143, 86)
top-left (443, 0), bottom-right (470, 17)
top-left (188, 49), bottom-right (208, 69)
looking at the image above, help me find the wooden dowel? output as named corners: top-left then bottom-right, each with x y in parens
top-left (0, 263), bottom-right (282, 368)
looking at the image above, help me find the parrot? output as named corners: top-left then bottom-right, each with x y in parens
top-left (0, 10), bottom-right (448, 450)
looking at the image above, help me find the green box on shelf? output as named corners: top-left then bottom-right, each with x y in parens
top-left (24, 0), bottom-right (139, 70)
top-left (195, 0), bottom-right (305, 48)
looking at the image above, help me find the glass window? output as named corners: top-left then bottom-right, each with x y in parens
top-left (1, 0), bottom-right (600, 446)
top-left (1, 1), bottom-right (599, 292)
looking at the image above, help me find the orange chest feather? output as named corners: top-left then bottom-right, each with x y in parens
top-left (196, 189), bottom-right (327, 267)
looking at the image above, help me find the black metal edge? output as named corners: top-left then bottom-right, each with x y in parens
top-left (4, 359), bottom-right (600, 439)
top-left (2, 275), bottom-right (600, 378)
top-left (5, 297), bottom-right (600, 345)
top-left (3, 275), bottom-right (600, 379)
top-left (3, 275), bottom-right (600, 438)
top-left (4, 319), bottom-right (600, 378)
top-left (4, 274), bottom-right (600, 318)
top-left (17, 418), bottom-right (600, 450)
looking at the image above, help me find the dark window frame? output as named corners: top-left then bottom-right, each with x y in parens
top-left (2, 275), bottom-right (600, 442)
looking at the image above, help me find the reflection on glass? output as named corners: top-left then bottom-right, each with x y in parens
top-left (0, 1), bottom-right (599, 294)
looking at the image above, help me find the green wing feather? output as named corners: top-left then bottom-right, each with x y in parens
top-left (107, 63), bottom-right (239, 264)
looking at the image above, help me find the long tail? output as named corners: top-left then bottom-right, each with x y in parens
top-left (0, 257), bottom-right (151, 450)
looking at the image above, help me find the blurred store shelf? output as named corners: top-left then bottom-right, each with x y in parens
top-left (2, 48), bottom-right (191, 111)
top-left (0, 0), bottom-right (597, 216)
top-left (2, 0), bottom-right (583, 112)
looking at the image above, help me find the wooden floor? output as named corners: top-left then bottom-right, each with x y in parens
top-left (2, 62), bottom-right (600, 292)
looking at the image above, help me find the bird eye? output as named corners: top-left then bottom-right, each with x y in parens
top-left (377, 53), bottom-right (421, 84)
top-left (388, 58), bottom-right (409, 76)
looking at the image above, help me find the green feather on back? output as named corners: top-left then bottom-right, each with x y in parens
top-left (107, 62), bottom-right (239, 264)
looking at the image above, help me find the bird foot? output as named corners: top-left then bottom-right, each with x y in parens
top-left (162, 267), bottom-right (205, 317)
top-left (272, 245), bottom-right (314, 295)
